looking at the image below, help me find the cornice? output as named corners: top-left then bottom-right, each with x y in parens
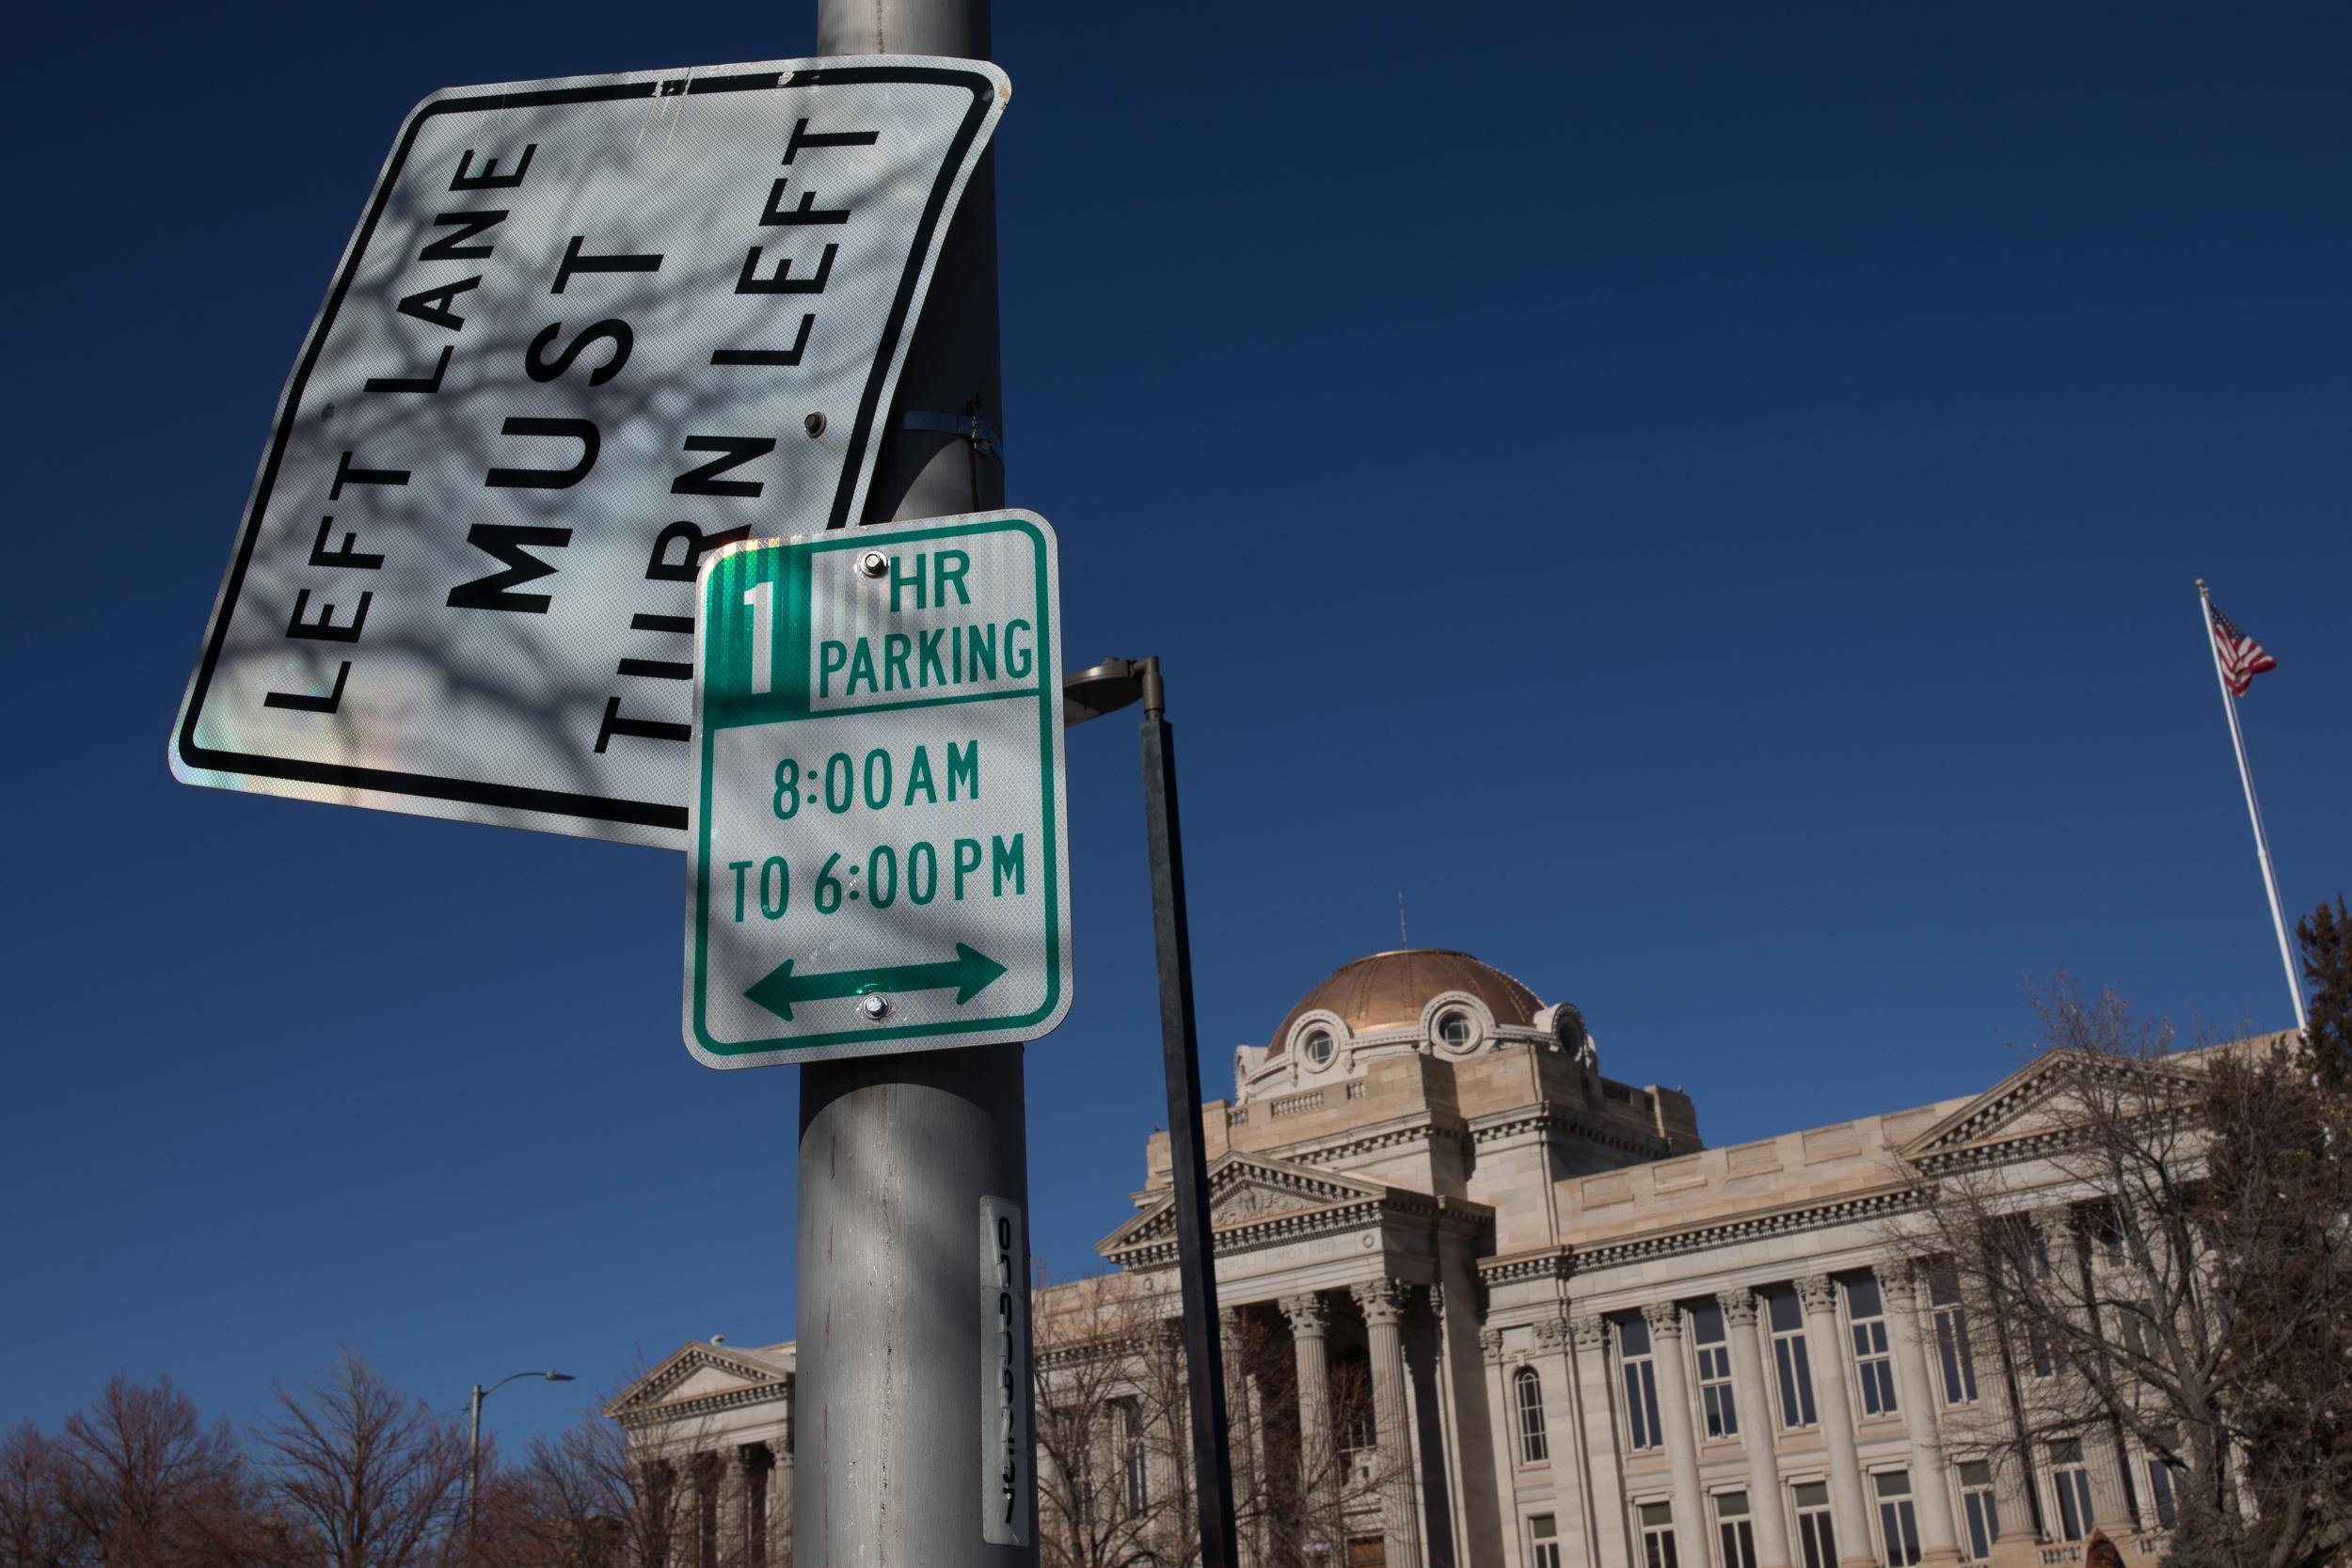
top-left (1475, 1182), bottom-right (1924, 1283)
top-left (1105, 1188), bottom-right (1492, 1272)
top-left (612, 1379), bottom-right (791, 1431)
top-left (1471, 1108), bottom-right (1670, 1163)
top-left (1570, 1184), bottom-right (1922, 1269)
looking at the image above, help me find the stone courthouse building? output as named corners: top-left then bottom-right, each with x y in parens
top-left (610, 949), bottom-right (2190, 1568)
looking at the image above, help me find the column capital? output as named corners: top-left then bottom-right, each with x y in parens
top-left (1569, 1313), bottom-right (1609, 1352)
top-left (1427, 1280), bottom-right (1447, 1325)
top-left (1479, 1328), bottom-right (1507, 1363)
top-left (1716, 1287), bottom-right (1760, 1327)
top-left (1279, 1291), bottom-right (1330, 1337)
top-left (1642, 1299), bottom-right (1685, 1338)
top-left (1351, 1277), bottom-right (1412, 1327)
top-left (1876, 1257), bottom-right (1925, 1306)
top-left (1533, 1315), bottom-right (1572, 1351)
top-left (1795, 1273), bottom-right (1839, 1314)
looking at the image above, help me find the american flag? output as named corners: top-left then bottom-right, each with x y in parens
top-left (2209, 600), bottom-right (2279, 697)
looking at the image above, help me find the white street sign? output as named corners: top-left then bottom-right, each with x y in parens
top-left (685, 512), bottom-right (1070, 1067)
top-left (170, 57), bottom-right (1009, 846)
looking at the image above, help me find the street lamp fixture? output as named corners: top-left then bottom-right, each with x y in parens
top-left (468, 1370), bottom-right (574, 1539)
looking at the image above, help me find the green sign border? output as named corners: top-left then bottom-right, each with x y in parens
top-left (686, 513), bottom-right (1066, 1064)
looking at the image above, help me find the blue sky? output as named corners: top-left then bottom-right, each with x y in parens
top-left (4, 2), bottom-right (2344, 1459)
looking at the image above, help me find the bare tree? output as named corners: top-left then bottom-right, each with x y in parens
top-left (1907, 979), bottom-right (2351, 1568)
top-left (1, 1423), bottom-right (87, 1568)
top-left (478, 1400), bottom-right (711, 1568)
top-left (249, 1353), bottom-right (469, 1568)
top-left (1030, 1269), bottom-right (1407, 1568)
top-left (1032, 1271), bottom-right (1188, 1568)
top-left (40, 1379), bottom-right (249, 1568)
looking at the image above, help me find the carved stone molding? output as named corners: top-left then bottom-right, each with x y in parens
top-left (1642, 1300), bottom-right (1685, 1338)
top-left (1795, 1274), bottom-right (1839, 1314)
top-left (1279, 1291), bottom-right (1331, 1337)
top-left (1533, 1316), bottom-right (1571, 1351)
top-left (1214, 1180), bottom-right (1323, 1224)
top-left (1717, 1288), bottom-right (1760, 1327)
top-left (1352, 1278), bottom-right (1411, 1327)
top-left (1569, 1314), bottom-right (1608, 1352)
top-left (1479, 1329), bottom-right (1507, 1364)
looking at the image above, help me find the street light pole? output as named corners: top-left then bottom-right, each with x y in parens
top-left (1136, 659), bottom-right (1241, 1568)
top-left (467, 1370), bottom-right (573, 1541)
top-left (1061, 657), bottom-right (1238, 1568)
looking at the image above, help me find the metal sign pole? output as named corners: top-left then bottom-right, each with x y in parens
top-left (797, 1), bottom-right (1034, 1565)
top-left (1138, 659), bottom-right (1241, 1568)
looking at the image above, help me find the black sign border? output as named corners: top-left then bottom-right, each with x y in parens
top-left (175, 63), bottom-right (1000, 834)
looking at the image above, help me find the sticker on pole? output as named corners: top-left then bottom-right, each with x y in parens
top-left (169, 57), bottom-right (1009, 847)
top-left (685, 512), bottom-right (1071, 1066)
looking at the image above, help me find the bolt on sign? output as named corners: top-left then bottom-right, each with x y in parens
top-left (169, 57), bottom-right (1009, 847)
top-left (685, 512), bottom-right (1071, 1066)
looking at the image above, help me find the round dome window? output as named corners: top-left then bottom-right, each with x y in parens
top-left (1303, 1029), bottom-right (1335, 1067)
top-left (1437, 1010), bottom-right (1473, 1049)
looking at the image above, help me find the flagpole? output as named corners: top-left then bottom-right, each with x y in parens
top-left (2198, 579), bottom-right (2308, 1033)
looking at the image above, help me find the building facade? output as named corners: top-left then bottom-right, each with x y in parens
top-left (610, 949), bottom-right (2192, 1568)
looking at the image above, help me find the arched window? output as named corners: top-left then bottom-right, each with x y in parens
top-left (1515, 1365), bottom-right (1549, 1464)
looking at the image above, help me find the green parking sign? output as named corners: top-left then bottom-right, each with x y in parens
top-left (684, 512), bottom-right (1071, 1067)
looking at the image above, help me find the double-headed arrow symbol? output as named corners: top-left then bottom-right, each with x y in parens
top-left (744, 942), bottom-right (1009, 1022)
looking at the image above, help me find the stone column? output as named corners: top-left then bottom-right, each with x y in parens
top-left (1645, 1302), bottom-right (1711, 1568)
top-left (769, 1440), bottom-right (794, 1568)
top-left (732, 1445), bottom-right (769, 1568)
top-left (1534, 1317), bottom-right (1590, 1566)
top-left (1976, 1331), bottom-right (2037, 1540)
top-left (1720, 1290), bottom-right (1794, 1568)
top-left (1222, 1307), bottom-right (1264, 1568)
top-left (1797, 1274), bottom-right (1878, 1568)
top-left (1355, 1281), bottom-right (1425, 1568)
top-left (1879, 1263), bottom-right (1964, 1566)
top-left (1482, 1331), bottom-right (1529, 1568)
top-left (2085, 1423), bottom-right (2135, 1529)
top-left (1280, 1291), bottom-right (1339, 1524)
top-left (1570, 1314), bottom-right (1632, 1568)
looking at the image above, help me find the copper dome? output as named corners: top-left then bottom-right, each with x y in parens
top-left (1267, 950), bottom-right (1544, 1055)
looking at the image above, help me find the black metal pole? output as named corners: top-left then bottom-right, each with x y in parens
top-left (1137, 657), bottom-right (1239, 1568)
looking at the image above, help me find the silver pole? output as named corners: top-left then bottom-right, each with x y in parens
top-left (798, 1), bottom-right (1032, 1565)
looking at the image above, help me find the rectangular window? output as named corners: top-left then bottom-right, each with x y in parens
top-left (1639, 1501), bottom-right (1680, 1568)
top-left (2052, 1441), bottom-right (2094, 1543)
top-left (1959, 1461), bottom-right (2000, 1560)
top-left (1692, 1304), bottom-right (1740, 1438)
top-left (1621, 1319), bottom-right (1665, 1452)
top-left (2144, 1456), bottom-right (2180, 1530)
top-left (1794, 1481), bottom-right (1838, 1568)
top-left (1876, 1471), bottom-right (1922, 1568)
top-left (1516, 1366), bottom-right (1550, 1465)
top-left (1118, 1399), bottom-right (1148, 1517)
top-left (1530, 1513), bottom-right (1565, 1568)
top-left (1929, 1271), bottom-right (1979, 1405)
top-left (1847, 1276), bottom-right (1899, 1418)
top-left (2089, 1205), bottom-right (2126, 1265)
top-left (2026, 1323), bottom-right (2057, 1380)
top-left (1717, 1491), bottom-right (1758, 1568)
top-left (1770, 1289), bottom-right (1819, 1429)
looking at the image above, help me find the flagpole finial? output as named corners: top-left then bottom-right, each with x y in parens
top-left (2197, 578), bottom-right (2209, 594)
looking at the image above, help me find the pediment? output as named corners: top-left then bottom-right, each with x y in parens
top-left (1097, 1152), bottom-right (1391, 1259)
top-left (1897, 1049), bottom-right (2209, 1167)
top-left (604, 1341), bottom-right (792, 1424)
